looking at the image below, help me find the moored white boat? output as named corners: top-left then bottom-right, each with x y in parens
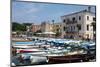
top-left (17, 48), bottom-right (43, 53)
top-left (30, 56), bottom-right (47, 64)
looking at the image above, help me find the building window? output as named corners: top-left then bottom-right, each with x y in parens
top-left (57, 29), bottom-right (59, 32)
top-left (79, 25), bottom-right (81, 30)
top-left (71, 26), bottom-right (72, 31)
top-left (63, 27), bottom-right (66, 31)
top-left (77, 24), bottom-right (81, 31)
top-left (72, 17), bottom-right (75, 21)
top-left (87, 16), bottom-right (89, 20)
top-left (63, 19), bottom-right (66, 22)
top-left (67, 19), bottom-right (70, 22)
top-left (87, 24), bottom-right (89, 31)
top-left (79, 16), bottom-right (81, 20)
top-left (74, 26), bottom-right (75, 30)
top-left (93, 17), bottom-right (96, 21)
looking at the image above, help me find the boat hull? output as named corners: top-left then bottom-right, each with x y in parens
top-left (48, 54), bottom-right (96, 64)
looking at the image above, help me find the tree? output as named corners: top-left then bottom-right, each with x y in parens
top-left (12, 22), bottom-right (26, 31)
top-left (55, 32), bottom-right (61, 37)
top-left (23, 23), bottom-right (32, 26)
top-left (52, 20), bottom-right (55, 23)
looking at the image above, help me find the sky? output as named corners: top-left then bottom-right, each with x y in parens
top-left (12, 0), bottom-right (96, 24)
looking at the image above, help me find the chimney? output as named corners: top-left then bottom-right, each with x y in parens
top-left (88, 6), bottom-right (91, 12)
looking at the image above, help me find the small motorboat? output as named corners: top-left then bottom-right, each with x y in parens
top-left (30, 56), bottom-right (48, 64)
top-left (17, 49), bottom-right (42, 53)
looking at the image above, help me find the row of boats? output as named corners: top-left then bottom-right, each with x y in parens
top-left (12, 37), bottom-right (96, 66)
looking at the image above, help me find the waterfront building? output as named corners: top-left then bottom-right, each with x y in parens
top-left (41, 21), bottom-right (53, 32)
top-left (53, 23), bottom-right (62, 33)
top-left (31, 24), bottom-right (41, 33)
top-left (52, 22), bottom-right (63, 37)
top-left (61, 8), bottom-right (96, 40)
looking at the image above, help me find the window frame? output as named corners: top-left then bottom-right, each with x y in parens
top-left (79, 16), bottom-right (81, 20)
top-left (87, 24), bottom-right (89, 31)
top-left (87, 16), bottom-right (89, 20)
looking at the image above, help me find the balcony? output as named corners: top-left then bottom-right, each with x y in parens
top-left (66, 20), bottom-right (77, 24)
top-left (66, 31), bottom-right (77, 33)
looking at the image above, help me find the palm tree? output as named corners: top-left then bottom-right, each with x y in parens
top-left (52, 20), bottom-right (55, 33)
top-left (52, 20), bottom-right (55, 23)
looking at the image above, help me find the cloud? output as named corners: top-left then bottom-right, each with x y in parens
top-left (26, 8), bottom-right (39, 14)
top-left (12, 1), bottom-right (41, 19)
top-left (12, 1), bottom-right (41, 22)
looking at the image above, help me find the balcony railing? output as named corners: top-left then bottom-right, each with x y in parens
top-left (66, 31), bottom-right (77, 33)
top-left (66, 20), bottom-right (77, 24)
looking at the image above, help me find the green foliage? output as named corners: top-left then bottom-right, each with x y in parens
top-left (12, 22), bottom-right (27, 31)
top-left (55, 32), bottom-right (61, 37)
top-left (23, 23), bottom-right (32, 26)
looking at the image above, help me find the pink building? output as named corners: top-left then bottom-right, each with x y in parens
top-left (31, 24), bottom-right (41, 33)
